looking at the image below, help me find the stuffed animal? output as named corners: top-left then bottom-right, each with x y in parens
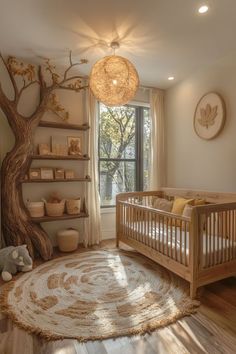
top-left (0, 245), bottom-right (33, 282)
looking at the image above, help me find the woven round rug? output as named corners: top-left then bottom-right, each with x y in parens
top-left (0, 249), bottom-right (199, 341)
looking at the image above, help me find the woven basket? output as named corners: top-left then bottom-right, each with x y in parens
top-left (66, 198), bottom-right (81, 215)
top-left (26, 201), bottom-right (45, 218)
top-left (45, 200), bottom-right (65, 217)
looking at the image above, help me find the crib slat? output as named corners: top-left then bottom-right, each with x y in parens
top-left (205, 213), bottom-right (209, 268)
top-left (217, 212), bottom-right (220, 265)
top-left (179, 220), bottom-right (182, 264)
top-left (174, 218), bottom-right (177, 261)
top-left (184, 221), bottom-right (187, 266)
top-left (224, 211), bottom-right (227, 262)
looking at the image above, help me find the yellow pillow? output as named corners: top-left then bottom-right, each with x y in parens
top-left (171, 197), bottom-right (194, 215)
top-left (194, 199), bottom-right (205, 206)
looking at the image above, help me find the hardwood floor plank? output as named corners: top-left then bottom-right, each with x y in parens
top-left (193, 312), bottom-right (236, 354)
top-left (146, 327), bottom-right (190, 354)
top-left (166, 320), bottom-right (207, 354)
top-left (85, 341), bottom-right (107, 354)
top-left (206, 280), bottom-right (236, 307)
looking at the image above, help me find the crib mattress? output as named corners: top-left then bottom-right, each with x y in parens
top-left (125, 221), bottom-right (236, 267)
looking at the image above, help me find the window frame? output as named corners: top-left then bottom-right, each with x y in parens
top-left (98, 103), bottom-right (150, 208)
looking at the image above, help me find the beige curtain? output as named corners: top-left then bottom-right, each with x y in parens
top-left (149, 88), bottom-right (166, 190)
top-left (84, 89), bottom-right (101, 246)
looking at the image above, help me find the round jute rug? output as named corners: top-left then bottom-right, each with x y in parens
top-left (0, 250), bottom-right (199, 341)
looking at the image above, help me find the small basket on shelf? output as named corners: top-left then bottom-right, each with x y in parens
top-left (43, 194), bottom-right (65, 217)
top-left (66, 198), bottom-right (81, 215)
top-left (26, 200), bottom-right (45, 218)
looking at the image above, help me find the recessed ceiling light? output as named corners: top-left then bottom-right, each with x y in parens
top-left (168, 76), bottom-right (174, 81)
top-left (198, 5), bottom-right (209, 14)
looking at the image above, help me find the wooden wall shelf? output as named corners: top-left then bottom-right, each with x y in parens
top-left (39, 121), bottom-right (90, 131)
top-left (31, 155), bottom-right (90, 161)
top-left (31, 212), bottom-right (89, 223)
top-left (22, 178), bottom-right (91, 184)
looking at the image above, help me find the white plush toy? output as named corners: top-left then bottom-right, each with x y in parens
top-left (0, 245), bottom-right (33, 281)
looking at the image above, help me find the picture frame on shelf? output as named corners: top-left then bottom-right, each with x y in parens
top-left (55, 168), bottom-right (65, 180)
top-left (67, 136), bottom-right (83, 156)
top-left (51, 136), bottom-right (68, 156)
top-left (65, 169), bottom-right (75, 179)
top-left (29, 168), bottom-right (41, 180)
top-left (38, 143), bottom-right (50, 156)
top-left (40, 167), bottom-right (54, 180)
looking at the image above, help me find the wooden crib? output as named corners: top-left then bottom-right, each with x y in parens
top-left (116, 188), bottom-right (236, 299)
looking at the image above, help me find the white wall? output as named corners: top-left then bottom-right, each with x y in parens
top-left (165, 54), bottom-right (236, 193)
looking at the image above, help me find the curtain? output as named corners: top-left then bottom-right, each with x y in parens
top-left (84, 89), bottom-right (101, 246)
top-left (149, 88), bottom-right (166, 190)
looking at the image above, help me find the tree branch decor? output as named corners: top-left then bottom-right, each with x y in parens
top-left (0, 52), bottom-right (88, 260)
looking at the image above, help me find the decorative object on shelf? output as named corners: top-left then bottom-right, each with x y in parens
top-left (54, 168), bottom-right (65, 180)
top-left (57, 228), bottom-right (79, 252)
top-left (40, 168), bottom-right (54, 180)
top-left (0, 52), bottom-right (88, 260)
top-left (89, 41), bottom-right (139, 107)
top-left (38, 143), bottom-right (50, 156)
top-left (66, 197), bottom-right (81, 215)
top-left (26, 200), bottom-right (45, 218)
top-left (51, 135), bottom-right (68, 156)
top-left (0, 245), bottom-right (33, 282)
top-left (43, 193), bottom-right (65, 217)
top-left (65, 169), bottom-right (75, 179)
top-left (194, 92), bottom-right (226, 140)
top-left (67, 136), bottom-right (83, 156)
top-left (29, 168), bottom-right (41, 180)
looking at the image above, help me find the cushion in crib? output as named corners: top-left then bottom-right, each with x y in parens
top-left (171, 197), bottom-right (194, 215)
top-left (152, 197), bottom-right (173, 212)
top-left (194, 199), bottom-right (206, 206)
top-left (182, 204), bottom-right (193, 218)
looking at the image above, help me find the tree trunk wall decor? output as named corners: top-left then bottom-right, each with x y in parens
top-left (0, 53), bottom-right (88, 260)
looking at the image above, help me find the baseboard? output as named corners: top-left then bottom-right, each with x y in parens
top-left (101, 229), bottom-right (116, 240)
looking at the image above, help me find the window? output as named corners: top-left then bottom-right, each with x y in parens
top-left (98, 103), bottom-right (151, 207)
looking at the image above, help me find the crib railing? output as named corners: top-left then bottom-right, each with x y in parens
top-left (117, 199), bottom-right (191, 267)
top-left (195, 203), bottom-right (236, 270)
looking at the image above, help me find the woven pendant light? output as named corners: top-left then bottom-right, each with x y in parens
top-left (89, 42), bottom-right (139, 107)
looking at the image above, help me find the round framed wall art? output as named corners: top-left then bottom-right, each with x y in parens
top-left (193, 92), bottom-right (226, 140)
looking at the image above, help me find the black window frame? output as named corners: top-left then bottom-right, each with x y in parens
top-left (98, 103), bottom-right (150, 208)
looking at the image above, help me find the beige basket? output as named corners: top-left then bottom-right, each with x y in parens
top-left (26, 201), bottom-right (45, 218)
top-left (57, 228), bottom-right (79, 252)
top-left (45, 200), bottom-right (65, 217)
top-left (66, 198), bottom-right (81, 215)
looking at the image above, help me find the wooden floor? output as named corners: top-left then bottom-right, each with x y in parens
top-left (0, 240), bottom-right (236, 354)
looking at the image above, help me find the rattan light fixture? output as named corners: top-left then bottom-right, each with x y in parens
top-left (89, 41), bottom-right (139, 106)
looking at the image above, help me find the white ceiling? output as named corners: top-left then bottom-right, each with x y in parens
top-left (0, 0), bottom-right (236, 88)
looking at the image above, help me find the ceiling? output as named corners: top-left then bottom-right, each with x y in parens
top-left (0, 0), bottom-right (236, 88)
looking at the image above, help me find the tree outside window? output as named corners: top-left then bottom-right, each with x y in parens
top-left (98, 103), bottom-right (150, 207)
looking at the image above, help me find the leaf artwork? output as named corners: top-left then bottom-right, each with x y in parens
top-left (198, 103), bottom-right (218, 129)
top-left (47, 93), bottom-right (69, 121)
top-left (7, 56), bottom-right (36, 81)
